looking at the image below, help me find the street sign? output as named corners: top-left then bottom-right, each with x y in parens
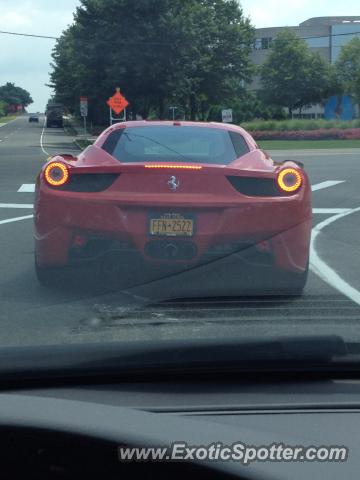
top-left (80, 96), bottom-right (88, 117)
top-left (107, 88), bottom-right (129, 115)
top-left (80, 96), bottom-right (88, 136)
top-left (222, 109), bottom-right (233, 123)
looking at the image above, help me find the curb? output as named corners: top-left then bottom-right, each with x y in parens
top-left (0, 116), bottom-right (21, 128)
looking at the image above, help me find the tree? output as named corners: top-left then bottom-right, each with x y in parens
top-left (0, 82), bottom-right (33, 110)
top-left (0, 100), bottom-right (8, 117)
top-left (335, 37), bottom-right (360, 104)
top-left (50, 0), bottom-right (255, 124)
top-left (260, 30), bottom-right (332, 116)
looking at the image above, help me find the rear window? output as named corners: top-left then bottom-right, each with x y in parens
top-left (101, 126), bottom-right (249, 165)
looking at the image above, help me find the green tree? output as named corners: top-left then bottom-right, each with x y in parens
top-left (0, 100), bottom-right (8, 117)
top-left (0, 82), bottom-right (33, 109)
top-left (260, 30), bottom-right (332, 116)
top-left (50, 0), bottom-right (255, 124)
top-left (335, 37), bottom-right (360, 104)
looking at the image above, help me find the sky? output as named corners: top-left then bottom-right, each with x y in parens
top-left (0, 0), bottom-right (360, 112)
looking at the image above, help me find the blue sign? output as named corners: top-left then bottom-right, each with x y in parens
top-left (324, 95), bottom-right (354, 120)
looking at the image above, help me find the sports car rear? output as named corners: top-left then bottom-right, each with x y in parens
top-left (34, 122), bottom-right (312, 291)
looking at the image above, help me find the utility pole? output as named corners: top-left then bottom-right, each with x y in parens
top-left (169, 106), bottom-right (178, 120)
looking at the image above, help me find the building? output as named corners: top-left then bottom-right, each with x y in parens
top-left (251, 16), bottom-right (360, 118)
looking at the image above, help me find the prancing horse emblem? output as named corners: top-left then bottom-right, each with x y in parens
top-left (167, 175), bottom-right (180, 191)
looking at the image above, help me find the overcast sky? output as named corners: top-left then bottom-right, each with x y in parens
top-left (1, 0), bottom-right (359, 112)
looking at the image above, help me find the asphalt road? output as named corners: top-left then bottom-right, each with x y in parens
top-left (1, 115), bottom-right (360, 346)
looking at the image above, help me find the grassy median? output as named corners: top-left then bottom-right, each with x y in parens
top-left (0, 115), bottom-right (18, 123)
top-left (258, 139), bottom-right (360, 150)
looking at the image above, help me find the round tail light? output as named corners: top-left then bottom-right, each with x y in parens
top-left (44, 162), bottom-right (69, 187)
top-left (277, 168), bottom-right (302, 193)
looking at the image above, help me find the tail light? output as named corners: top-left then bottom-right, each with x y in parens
top-left (44, 162), bottom-right (69, 187)
top-left (277, 168), bottom-right (302, 193)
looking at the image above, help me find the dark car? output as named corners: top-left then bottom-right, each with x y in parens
top-left (28, 114), bottom-right (39, 123)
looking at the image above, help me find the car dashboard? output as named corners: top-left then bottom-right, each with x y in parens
top-left (0, 378), bottom-right (359, 479)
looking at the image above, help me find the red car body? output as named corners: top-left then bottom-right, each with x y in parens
top-left (34, 121), bottom-right (312, 291)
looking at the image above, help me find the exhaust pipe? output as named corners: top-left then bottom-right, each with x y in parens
top-left (164, 243), bottom-right (179, 258)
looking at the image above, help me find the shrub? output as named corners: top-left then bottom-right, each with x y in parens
top-left (241, 118), bottom-right (360, 132)
top-left (250, 128), bottom-right (360, 140)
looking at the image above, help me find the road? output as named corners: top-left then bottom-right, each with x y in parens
top-left (1, 115), bottom-right (360, 346)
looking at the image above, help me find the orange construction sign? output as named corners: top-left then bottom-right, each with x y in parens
top-left (107, 88), bottom-right (129, 115)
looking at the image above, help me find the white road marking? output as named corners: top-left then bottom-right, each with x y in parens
top-left (0, 203), bottom-right (33, 209)
top-left (18, 184), bottom-right (35, 192)
top-left (16, 181), bottom-right (345, 195)
top-left (311, 180), bottom-right (345, 191)
top-left (40, 117), bottom-right (50, 156)
top-left (310, 206), bottom-right (360, 306)
top-left (313, 208), bottom-right (352, 214)
top-left (0, 215), bottom-right (33, 226)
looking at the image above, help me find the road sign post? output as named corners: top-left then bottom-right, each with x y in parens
top-left (80, 96), bottom-right (88, 136)
top-left (107, 88), bottom-right (129, 125)
top-left (222, 109), bottom-right (233, 123)
top-left (169, 106), bottom-right (178, 120)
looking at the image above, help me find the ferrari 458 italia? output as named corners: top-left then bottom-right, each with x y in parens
top-left (34, 121), bottom-right (312, 293)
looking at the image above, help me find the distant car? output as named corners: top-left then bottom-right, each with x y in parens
top-left (34, 121), bottom-right (312, 293)
top-left (29, 114), bottom-right (39, 123)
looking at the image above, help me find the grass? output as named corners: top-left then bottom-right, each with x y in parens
top-left (74, 139), bottom-right (93, 150)
top-left (63, 117), bottom-right (79, 137)
top-left (242, 118), bottom-right (360, 132)
top-left (0, 115), bottom-right (18, 123)
top-left (258, 139), bottom-right (360, 150)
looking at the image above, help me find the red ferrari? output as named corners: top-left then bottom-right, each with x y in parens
top-left (34, 121), bottom-right (312, 293)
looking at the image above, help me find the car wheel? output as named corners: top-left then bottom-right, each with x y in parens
top-left (35, 257), bottom-right (64, 287)
top-left (276, 259), bottom-right (309, 296)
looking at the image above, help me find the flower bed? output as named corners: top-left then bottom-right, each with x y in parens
top-left (242, 119), bottom-right (360, 131)
top-left (251, 128), bottom-right (360, 141)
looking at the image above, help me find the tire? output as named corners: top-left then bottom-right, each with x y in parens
top-left (276, 259), bottom-right (309, 296)
top-left (35, 257), bottom-right (64, 287)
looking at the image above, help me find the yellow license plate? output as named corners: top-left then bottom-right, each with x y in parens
top-left (150, 215), bottom-right (194, 237)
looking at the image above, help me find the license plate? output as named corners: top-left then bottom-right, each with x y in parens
top-left (149, 213), bottom-right (194, 237)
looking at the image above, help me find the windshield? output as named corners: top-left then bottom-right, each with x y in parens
top-left (1, 0), bottom-right (360, 373)
top-left (101, 126), bottom-right (249, 164)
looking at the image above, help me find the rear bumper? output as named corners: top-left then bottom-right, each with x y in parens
top-left (34, 184), bottom-right (312, 273)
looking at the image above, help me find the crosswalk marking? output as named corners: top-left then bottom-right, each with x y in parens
top-left (311, 180), bottom-right (345, 192)
top-left (313, 208), bottom-right (351, 214)
top-left (17, 181), bottom-right (345, 194)
top-left (0, 203), bottom-right (33, 209)
top-left (18, 184), bottom-right (35, 192)
top-left (0, 214), bottom-right (33, 225)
